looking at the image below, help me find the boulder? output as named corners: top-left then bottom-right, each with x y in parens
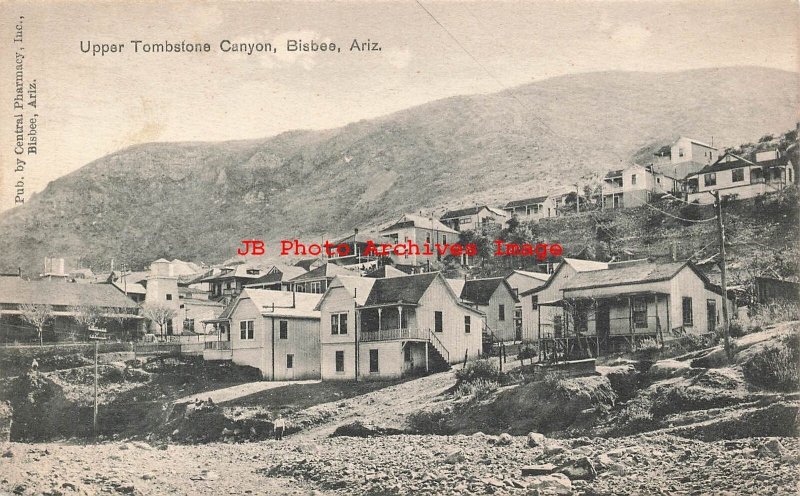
top-left (525, 473), bottom-right (572, 495)
top-left (521, 463), bottom-right (556, 476)
top-left (527, 432), bottom-right (546, 447)
top-left (559, 456), bottom-right (597, 481)
top-left (496, 433), bottom-right (514, 446)
top-left (444, 450), bottom-right (466, 464)
top-left (647, 359), bottom-right (691, 380)
top-left (758, 439), bottom-right (784, 458)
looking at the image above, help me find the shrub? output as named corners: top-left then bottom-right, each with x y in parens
top-left (636, 337), bottom-right (661, 352)
top-left (453, 379), bottom-right (499, 401)
top-left (455, 359), bottom-right (500, 386)
top-left (742, 334), bottom-right (800, 392)
top-left (517, 344), bottom-right (537, 362)
top-left (407, 409), bottom-right (454, 435)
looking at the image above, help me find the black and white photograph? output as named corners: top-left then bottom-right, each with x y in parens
top-left (0, 0), bottom-right (798, 494)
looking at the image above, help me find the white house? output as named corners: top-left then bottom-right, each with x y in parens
top-left (601, 164), bottom-right (677, 210)
top-left (208, 289), bottom-right (323, 380)
top-left (317, 273), bottom-right (483, 380)
top-left (503, 195), bottom-right (560, 221)
top-left (448, 277), bottom-right (519, 342)
top-left (440, 205), bottom-right (510, 233)
top-left (686, 151), bottom-right (794, 204)
top-left (379, 213), bottom-right (459, 268)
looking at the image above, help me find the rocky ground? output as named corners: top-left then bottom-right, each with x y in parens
top-left (1, 432), bottom-right (798, 495)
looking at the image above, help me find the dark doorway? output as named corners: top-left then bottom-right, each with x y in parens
top-left (596, 302), bottom-right (611, 351)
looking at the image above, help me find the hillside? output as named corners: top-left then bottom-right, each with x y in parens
top-left (0, 66), bottom-right (797, 272)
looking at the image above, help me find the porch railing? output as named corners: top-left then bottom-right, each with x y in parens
top-left (204, 340), bottom-right (231, 350)
top-left (360, 327), bottom-right (426, 342)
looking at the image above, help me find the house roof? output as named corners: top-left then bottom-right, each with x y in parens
top-left (446, 278), bottom-right (465, 297)
top-left (364, 265), bottom-right (407, 279)
top-left (316, 275), bottom-right (377, 309)
top-left (363, 272), bottom-right (439, 306)
top-left (0, 277), bottom-right (139, 310)
top-left (459, 277), bottom-right (519, 305)
top-left (112, 280), bottom-right (147, 295)
top-left (604, 169), bottom-right (624, 179)
top-left (561, 261), bottom-right (689, 292)
top-left (519, 258), bottom-right (608, 296)
top-left (509, 270), bottom-right (550, 282)
top-left (675, 136), bottom-right (717, 149)
top-left (504, 196), bottom-right (548, 209)
top-left (293, 258), bottom-right (323, 271)
top-left (289, 263), bottom-right (354, 282)
top-left (240, 289), bottom-right (322, 319)
top-left (380, 213), bottom-right (458, 235)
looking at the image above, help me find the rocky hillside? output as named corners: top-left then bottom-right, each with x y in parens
top-left (0, 67), bottom-right (796, 272)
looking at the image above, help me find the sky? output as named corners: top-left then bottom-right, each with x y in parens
top-left (1, 0), bottom-right (798, 211)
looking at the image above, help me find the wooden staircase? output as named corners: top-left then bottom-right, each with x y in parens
top-left (426, 330), bottom-right (451, 372)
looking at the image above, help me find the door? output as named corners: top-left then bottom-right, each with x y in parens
top-left (706, 300), bottom-right (717, 333)
top-left (286, 354), bottom-right (295, 380)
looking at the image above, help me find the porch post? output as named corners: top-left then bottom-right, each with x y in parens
top-left (425, 341), bottom-right (429, 372)
top-left (377, 308), bottom-right (382, 331)
top-left (397, 306), bottom-right (403, 329)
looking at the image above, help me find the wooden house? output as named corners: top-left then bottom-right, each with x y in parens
top-left (379, 213), bottom-right (459, 268)
top-left (449, 277), bottom-right (520, 342)
top-left (440, 205), bottom-right (509, 233)
top-left (685, 151), bottom-right (794, 204)
top-left (317, 273), bottom-right (483, 380)
top-left (206, 289), bottom-right (322, 380)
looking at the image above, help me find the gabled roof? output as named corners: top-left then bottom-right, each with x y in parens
top-left (561, 261), bottom-right (689, 292)
top-left (689, 152), bottom-right (757, 176)
top-left (239, 289), bottom-right (322, 319)
top-left (504, 196), bottom-right (548, 209)
top-left (519, 258), bottom-right (608, 296)
top-left (379, 213), bottom-right (458, 235)
top-left (509, 270), bottom-right (549, 282)
top-left (675, 136), bottom-right (717, 149)
top-left (289, 263), bottom-right (354, 282)
top-left (293, 258), bottom-right (324, 271)
top-left (315, 275), bottom-right (377, 309)
top-left (459, 277), bottom-right (519, 305)
top-left (363, 272), bottom-right (439, 306)
top-left (0, 277), bottom-right (139, 309)
top-left (112, 280), bottom-right (147, 295)
top-left (364, 265), bottom-right (407, 279)
top-left (441, 206), bottom-right (485, 219)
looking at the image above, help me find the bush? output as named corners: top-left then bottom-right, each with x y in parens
top-left (455, 359), bottom-right (500, 387)
top-left (407, 409), bottom-right (454, 435)
top-left (636, 337), bottom-right (661, 352)
top-left (742, 334), bottom-right (800, 391)
top-left (453, 379), bottom-right (499, 401)
top-left (517, 344), bottom-right (537, 362)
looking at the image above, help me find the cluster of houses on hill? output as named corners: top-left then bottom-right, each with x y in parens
top-left (443, 136), bottom-right (797, 228)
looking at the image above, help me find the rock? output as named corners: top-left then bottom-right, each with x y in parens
top-left (758, 439), bottom-right (784, 458)
top-left (484, 477), bottom-right (505, 488)
top-left (171, 429), bottom-right (179, 436)
top-left (522, 463), bottom-right (556, 476)
top-left (596, 454), bottom-right (627, 475)
top-left (648, 359), bottom-right (691, 380)
top-left (543, 441), bottom-right (566, 455)
top-left (527, 432), bottom-right (546, 447)
top-left (526, 473), bottom-right (572, 495)
top-left (444, 450), bottom-right (466, 464)
top-left (141, 474), bottom-right (155, 480)
top-left (2, 449), bottom-right (13, 458)
top-left (118, 443), bottom-right (131, 450)
top-left (559, 456), bottom-right (597, 481)
top-left (130, 441), bottom-right (151, 450)
top-left (496, 433), bottom-right (514, 446)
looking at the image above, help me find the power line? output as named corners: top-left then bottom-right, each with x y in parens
top-left (641, 201), bottom-right (716, 223)
top-left (413, 0), bottom-right (571, 151)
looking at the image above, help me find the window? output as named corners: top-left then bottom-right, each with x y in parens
top-left (404, 346), bottom-right (412, 362)
top-left (682, 297), bottom-right (693, 326)
top-left (631, 174), bottom-right (637, 185)
top-left (369, 349), bottom-right (379, 373)
top-left (286, 354), bottom-right (294, 369)
top-left (678, 148), bottom-right (685, 157)
top-left (240, 320), bottom-right (254, 340)
top-left (732, 168), bottom-right (744, 183)
top-left (633, 298), bottom-right (647, 328)
top-left (166, 319), bottom-right (173, 335)
top-left (309, 281), bottom-right (322, 294)
top-left (331, 313), bottom-right (348, 335)
top-left (464, 316), bottom-right (471, 333)
top-left (531, 295), bottom-right (539, 310)
top-left (434, 311), bottom-right (443, 333)
top-left (704, 173), bottom-right (716, 187)
top-left (279, 320), bottom-right (288, 339)
top-left (335, 351), bottom-right (345, 372)
top-left (498, 304), bottom-right (506, 321)
top-left (166, 294), bottom-right (173, 301)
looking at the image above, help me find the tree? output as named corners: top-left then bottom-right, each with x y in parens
top-left (142, 303), bottom-right (177, 338)
top-left (70, 305), bottom-right (104, 340)
top-left (19, 304), bottom-right (53, 346)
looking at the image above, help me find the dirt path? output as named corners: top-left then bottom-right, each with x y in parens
top-left (175, 379), bottom-right (320, 405)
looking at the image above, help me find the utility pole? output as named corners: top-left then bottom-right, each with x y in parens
top-left (88, 326), bottom-right (107, 437)
top-left (713, 191), bottom-right (732, 360)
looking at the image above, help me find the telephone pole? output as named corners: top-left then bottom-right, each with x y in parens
top-left (712, 191), bottom-right (732, 360)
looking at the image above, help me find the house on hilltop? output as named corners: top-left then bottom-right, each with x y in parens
top-left (379, 213), bottom-right (459, 269)
top-left (502, 195), bottom-right (559, 221)
top-left (601, 164), bottom-right (677, 210)
top-left (685, 150), bottom-right (794, 204)
top-left (440, 205), bottom-right (509, 233)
